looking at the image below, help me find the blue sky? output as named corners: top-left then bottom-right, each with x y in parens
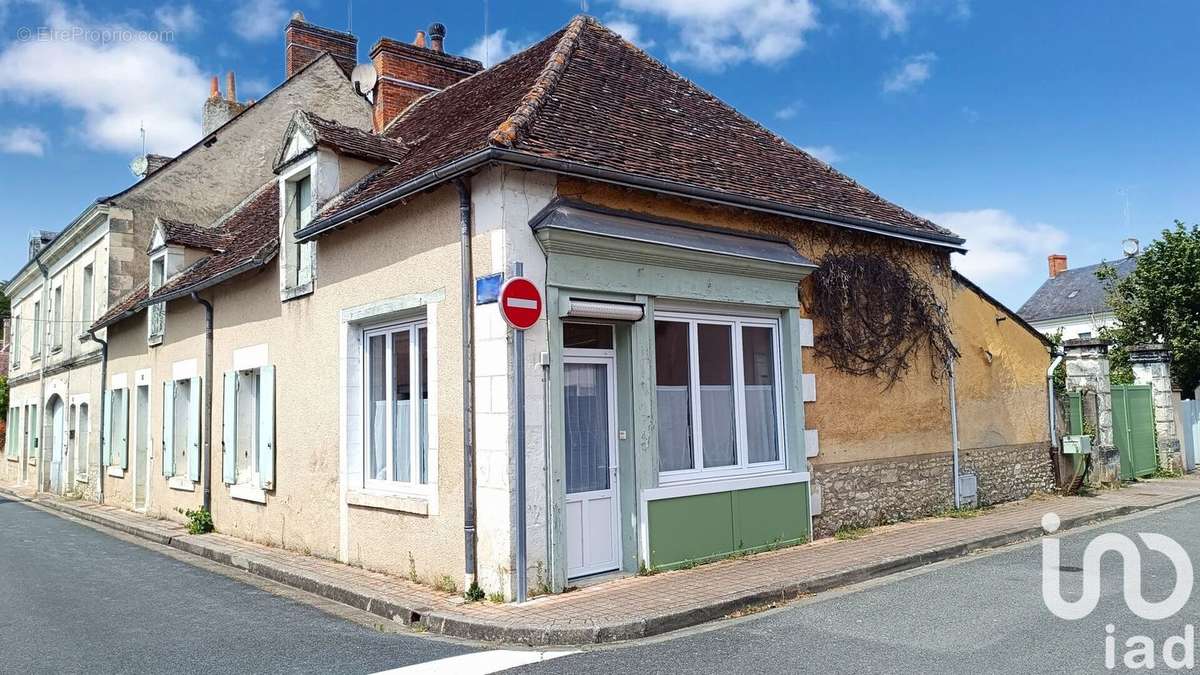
top-left (0, 0), bottom-right (1196, 308)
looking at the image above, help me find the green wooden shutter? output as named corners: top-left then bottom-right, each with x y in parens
top-left (188, 376), bottom-right (201, 482)
top-left (162, 381), bottom-right (175, 477)
top-left (223, 372), bottom-right (237, 485)
top-left (117, 390), bottom-right (129, 470)
top-left (259, 366), bottom-right (275, 489)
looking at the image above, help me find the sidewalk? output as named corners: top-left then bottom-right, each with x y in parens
top-left (4, 476), bottom-right (1199, 646)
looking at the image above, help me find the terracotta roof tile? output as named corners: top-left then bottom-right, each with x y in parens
top-left (315, 16), bottom-right (959, 245)
top-left (303, 112), bottom-right (408, 164)
top-left (156, 218), bottom-right (232, 252)
top-left (91, 282), bottom-right (147, 331)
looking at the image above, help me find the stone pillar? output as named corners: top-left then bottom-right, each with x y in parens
top-left (1128, 343), bottom-right (1183, 472)
top-left (1063, 338), bottom-right (1121, 486)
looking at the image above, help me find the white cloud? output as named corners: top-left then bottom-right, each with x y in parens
top-left (613, 0), bottom-right (819, 71)
top-left (155, 4), bottom-right (200, 33)
top-left (605, 17), bottom-right (655, 48)
top-left (464, 29), bottom-right (527, 68)
top-left (0, 125), bottom-right (48, 156)
top-left (231, 0), bottom-right (287, 42)
top-left (775, 100), bottom-right (804, 120)
top-left (801, 144), bottom-right (842, 164)
top-left (925, 208), bottom-right (1068, 306)
top-left (883, 52), bottom-right (936, 93)
top-left (0, 2), bottom-right (207, 155)
top-left (854, 0), bottom-right (910, 35)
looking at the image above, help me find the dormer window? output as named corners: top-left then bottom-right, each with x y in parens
top-left (282, 171), bottom-right (315, 294)
top-left (148, 253), bottom-right (166, 345)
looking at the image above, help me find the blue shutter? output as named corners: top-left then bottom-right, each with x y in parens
top-left (103, 393), bottom-right (113, 467)
top-left (259, 366), bottom-right (276, 489)
top-left (188, 377), bottom-right (201, 482)
top-left (162, 381), bottom-right (174, 477)
top-left (117, 390), bottom-right (129, 470)
top-left (223, 372), bottom-right (237, 485)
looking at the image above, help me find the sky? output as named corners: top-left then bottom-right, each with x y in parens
top-left (0, 0), bottom-right (1196, 309)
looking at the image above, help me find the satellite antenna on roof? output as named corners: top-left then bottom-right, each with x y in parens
top-left (351, 63), bottom-right (377, 101)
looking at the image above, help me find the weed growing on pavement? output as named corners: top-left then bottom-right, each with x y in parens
top-left (487, 592), bottom-right (505, 603)
top-left (1151, 466), bottom-right (1184, 479)
top-left (176, 506), bottom-right (213, 534)
top-left (834, 525), bottom-right (870, 541)
top-left (531, 561), bottom-right (553, 596)
top-left (433, 574), bottom-right (457, 594)
top-left (939, 505), bottom-right (987, 519)
top-left (464, 581), bottom-right (485, 602)
top-left (407, 551), bottom-right (421, 585)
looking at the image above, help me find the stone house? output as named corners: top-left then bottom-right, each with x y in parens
top-left (6, 14), bottom-right (1057, 600)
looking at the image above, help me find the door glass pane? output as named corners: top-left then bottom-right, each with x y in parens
top-left (743, 326), bottom-right (780, 463)
top-left (655, 321), bottom-right (693, 471)
top-left (563, 323), bottom-right (614, 350)
top-left (698, 323), bottom-right (736, 467)
top-left (565, 363), bottom-right (610, 494)
top-left (418, 327), bottom-right (429, 485)
top-left (392, 330), bottom-right (412, 483)
top-left (367, 334), bottom-right (387, 481)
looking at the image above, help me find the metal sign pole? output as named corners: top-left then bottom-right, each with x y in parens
top-left (514, 261), bottom-right (528, 603)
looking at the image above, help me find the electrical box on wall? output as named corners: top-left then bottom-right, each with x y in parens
top-left (1061, 435), bottom-right (1092, 455)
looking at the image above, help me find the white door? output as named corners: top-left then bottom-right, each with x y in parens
top-left (49, 398), bottom-right (65, 494)
top-left (564, 356), bottom-right (621, 578)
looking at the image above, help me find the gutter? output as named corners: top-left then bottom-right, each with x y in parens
top-left (1047, 350), bottom-right (1064, 449)
top-left (191, 293), bottom-right (214, 513)
top-left (455, 177), bottom-right (479, 596)
top-left (295, 149), bottom-right (967, 252)
top-left (948, 357), bottom-right (962, 509)
top-left (85, 330), bottom-right (108, 503)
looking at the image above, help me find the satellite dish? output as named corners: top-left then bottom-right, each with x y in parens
top-left (1122, 238), bottom-right (1140, 257)
top-left (351, 63), bottom-right (378, 100)
top-left (129, 155), bottom-right (149, 178)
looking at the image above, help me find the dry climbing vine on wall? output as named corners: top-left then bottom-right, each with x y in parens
top-left (806, 251), bottom-right (959, 389)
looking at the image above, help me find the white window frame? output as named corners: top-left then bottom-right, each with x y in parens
top-left (654, 310), bottom-right (788, 484)
top-left (31, 300), bottom-right (41, 359)
top-left (148, 253), bottom-right (166, 345)
top-left (361, 318), bottom-right (430, 495)
top-left (80, 263), bottom-right (94, 328)
top-left (51, 282), bottom-right (64, 351)
top-left (75, 400), bottom-right (90, 480)
top-left (11, 311), bottom-right (19, 370)
top-left (233, 368), bottom-right (262, 488)
top-left (279, 166), bottom-right (316, 299)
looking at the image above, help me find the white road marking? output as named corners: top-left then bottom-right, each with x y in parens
top-left (370, 649), bottom-right (579, 675)
top-left (505, 297), bottom-right (539, 309)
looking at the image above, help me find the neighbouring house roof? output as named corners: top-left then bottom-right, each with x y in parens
top-left (153, 218), bottom-right (233, 253)
top-left (1017, 256), bottom-right (1138, 324)
top-left (92, 183), bottom-right (280, 331)
top-left (301, 16), bottom-right (963, 250)
top-left (276, 111), bottom-right (408, 171)
top-left (952, 271), bottom-right (1053, 348)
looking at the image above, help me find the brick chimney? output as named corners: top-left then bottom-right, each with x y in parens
top-left (284, 11), bottom-right (358, 78)
top-left (370, 22), bottom-right (483, 131)
top-left (202, 71), bottom-right (248, 136)
top-left (1048, 254), bottom-right (1068, 279)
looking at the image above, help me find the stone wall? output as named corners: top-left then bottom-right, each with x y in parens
top-left (812, 442), bottom-right (1055, 537)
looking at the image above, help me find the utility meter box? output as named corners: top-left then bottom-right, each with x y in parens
top-left (1061, 435), bottom-right (1092, 455)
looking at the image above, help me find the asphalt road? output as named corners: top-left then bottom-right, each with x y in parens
top-left (513, 497), bottom-right (1200, 674)
top-left (0, 495), bottom-right (470, 675)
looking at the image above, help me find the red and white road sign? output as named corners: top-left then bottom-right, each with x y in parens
top-left (499, 277), bottom-right (543, 330)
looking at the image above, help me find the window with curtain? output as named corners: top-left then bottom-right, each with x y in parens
top-left (654, 312), bottom-right (785, 481)
top-left (364, 319), bottom-right (430, 490)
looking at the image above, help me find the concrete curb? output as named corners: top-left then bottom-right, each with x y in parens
top-left (3, 486), bottom-right (1195, 646)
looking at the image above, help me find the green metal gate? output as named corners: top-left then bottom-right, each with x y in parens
top-left (1067, 386), bottom-right (1157, 480)
top-left (1112, 385), bottom-right (1157, 480)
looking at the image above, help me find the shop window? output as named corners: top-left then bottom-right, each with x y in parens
top-left (654, 312), bottom-right (785, 481)
top-left (363, 320), bottom-right (429, 490)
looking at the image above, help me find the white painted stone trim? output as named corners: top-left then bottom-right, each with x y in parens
top-left (805, 429), bottom-right (820, 458)
top-left (111, 373), bottom-right (128, 390)
top-left (641, 470), bottom-right (810, 503)
top-left (798, 318), bottom-right (814, 348)
top-left (230, 483), bottom-right (267, 504)
top-left (346, 489), bottom-right (429, 516)
top-left (233, 344), bottom-right (270, 371)
top-left (168, 476), bottom-right (195, 492)
top-left (171, 359), bottom-right (197, 381)
top-left (802, 373), bottom-right (817, 402)
top-left (106, 466), bottom-right (124, 478)
top-left (135, 369), bottom-right (151, 386)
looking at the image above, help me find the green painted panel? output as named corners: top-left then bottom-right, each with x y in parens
top-left (1112, 385), bottom-right (1156, 479)
top-left (732, 483), bottom-right (809, 550)
top-left (1069, 392), bottom-right (1083, 436)
top-left (648, 491), bottom-right (734, 568)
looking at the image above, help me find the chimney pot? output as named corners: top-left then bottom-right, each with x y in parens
top-left (414, 30), bottom-right (426, 48)
top-left (1048, 254), bottom-right (1068, 279)
top-left (429, 22), bottom-right (446, 52)
top-left (209, 75), bottom-right (219, 99)
top-left (226, 71), bottom-right (237, 102)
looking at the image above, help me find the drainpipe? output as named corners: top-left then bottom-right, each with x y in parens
top-left (1046, 350), bottom-right (1064, 449)
top-left (191, 292), bottom-right (214, 513)
top-left (948, 357), bottom-right (962, 509)
top-left (34, 256), bottom-right (49, 492)
top-left (86, 331), bottom-right (108, 504)
top-left (455, 177), bottom-right (478, 593)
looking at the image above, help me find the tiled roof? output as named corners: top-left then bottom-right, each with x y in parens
top-left (1018, 256), bottom-right (1137, 323)
top-left (302, 112), bottom-right (408, 164)
top-left (312, 16), bottom-right (960, 246)
top-left (94, 183), bottom-right (280, 331)
top-left (156, 218), bottom-right (232, 252)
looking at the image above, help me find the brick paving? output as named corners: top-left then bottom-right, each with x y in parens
top-left (4, 476), bottom-right (1199, 645)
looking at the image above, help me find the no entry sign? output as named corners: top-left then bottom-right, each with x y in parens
top-left (499, 277), bottom-right (543, 330)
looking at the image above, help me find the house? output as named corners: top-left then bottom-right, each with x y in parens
top-left (1019, 253), bottom-right (1138, 339)
top-left (6, 14), bottom-right (1056, 600)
